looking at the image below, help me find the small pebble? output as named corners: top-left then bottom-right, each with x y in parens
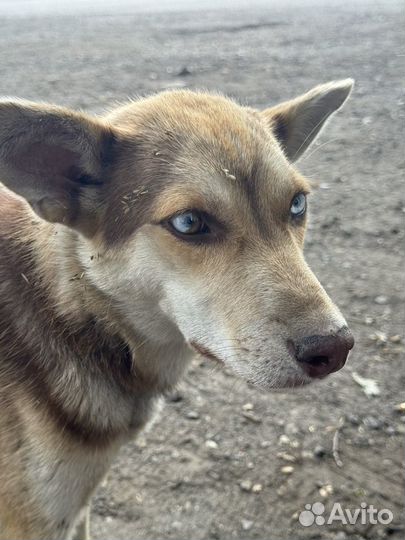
top-left (281, 466), bottom-right (294, 474)
top-left (177, 66), bottom-right (192, 77)
top-left (319, 484), bottom-right (334, 497)
top-left (346, 414), bottom-right (360, 426)
top-left (277, 452), bottom-right (296, 462)
top-left (363, 416), bottom-right (382, 430)
top-left (239, 480), bottom-right (253, 492)
top-left (241, 519), bottom-right (253, 531)
top-left (374, 295), bottom-right (389, 305)
top-left (279, 434), bottom-right (290, 445)
top-left (205, 439), bottom-right (218, 449)
top-left (242, 411), bottom-right (262, 424)
top-left (251, 483), bottom-right (263, 493)
top-left (370, 331), bottom-right (387, 344)
top-left (186, 411), bottom-right (200, 420)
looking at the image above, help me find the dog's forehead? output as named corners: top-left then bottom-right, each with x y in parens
top-left (104, 91), bottom-right (304, 245)
top-left (129, 91), bottom-right (273, 160)
top-left (114, 90), bottom-right (294, 191)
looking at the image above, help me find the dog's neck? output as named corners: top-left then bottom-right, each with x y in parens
top-left (42, 223), bottom-right (193, 389)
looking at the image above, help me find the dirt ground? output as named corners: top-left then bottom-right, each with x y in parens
top-left (0, 1), bottom-right (404, 539)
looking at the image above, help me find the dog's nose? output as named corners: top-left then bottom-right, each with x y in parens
top-left (294, 327), bottom-right (354, 378)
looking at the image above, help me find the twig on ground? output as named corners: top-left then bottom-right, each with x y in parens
top-left (332, 417), bottom-right (345, 468)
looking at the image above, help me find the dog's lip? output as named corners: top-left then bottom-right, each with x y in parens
top-left (259, 372), bottom-right (314, 390)
top-left (188, 340), bottom-right (313, 391)
top-left (189, 341), bottom-right (224, 364)
top-left (189, 341), bottom-right (314, 388)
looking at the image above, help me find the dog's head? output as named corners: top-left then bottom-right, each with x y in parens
top-left (0, 81), bottom-right (354, 389)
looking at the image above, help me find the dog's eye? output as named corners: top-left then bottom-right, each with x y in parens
top-left (168, 211), bottom-right (210, 236)
top-left (290, 193), bottom-right (307, 217)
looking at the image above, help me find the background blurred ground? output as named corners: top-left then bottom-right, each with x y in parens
top-left (0, 1), bottom-right (404, 539)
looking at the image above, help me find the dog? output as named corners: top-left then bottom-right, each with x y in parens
top-left (0, 80), bottom-right (354, 540)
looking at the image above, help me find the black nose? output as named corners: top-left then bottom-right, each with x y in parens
top-left (294, 327), bottom-right (354, 378)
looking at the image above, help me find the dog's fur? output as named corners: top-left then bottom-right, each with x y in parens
top-left (0, 80), bottom-right (353, 540)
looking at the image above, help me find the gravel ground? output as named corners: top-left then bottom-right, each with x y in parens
top-left (0, 1), bottom-right (404, 539)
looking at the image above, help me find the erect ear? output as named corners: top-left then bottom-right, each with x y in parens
top-left (0, 99), bottom-right (115, 235)
top-left (262, 79), bottom-right (354, 162)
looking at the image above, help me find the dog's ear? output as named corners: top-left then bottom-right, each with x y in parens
top-left (262, 79), bottom-right (353, 162)
top-left (0, 99), bottom-right (116, 235)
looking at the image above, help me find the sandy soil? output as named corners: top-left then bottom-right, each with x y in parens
top-left (0, 1), bottom-right (404, 539)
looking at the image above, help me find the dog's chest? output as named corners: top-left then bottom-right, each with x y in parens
top-left (20, 390), bottom-right (159, 538)
top-left (29, 433), bottom-right (120, 538)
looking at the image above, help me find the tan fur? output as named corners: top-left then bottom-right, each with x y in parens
top-left (0, 81), bottom-right (353, 539)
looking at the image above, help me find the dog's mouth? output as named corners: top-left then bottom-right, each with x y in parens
top-left (189, 341), bottom-right (224, 364)
top-left (189, 339), bottom-right (314, 390)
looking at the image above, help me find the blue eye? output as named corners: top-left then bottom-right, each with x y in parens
top-left (169, 211), bottom-right (209, 235)
top-left (290, 193), bottom-right (307, 217)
